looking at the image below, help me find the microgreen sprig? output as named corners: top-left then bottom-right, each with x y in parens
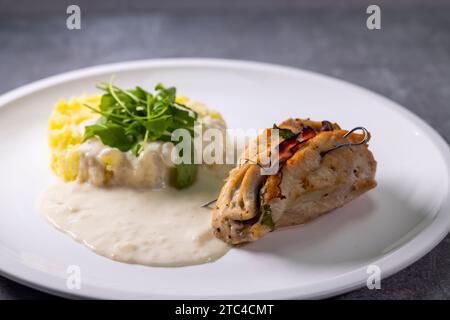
top-left (83, 80), bottom-right (198, 157)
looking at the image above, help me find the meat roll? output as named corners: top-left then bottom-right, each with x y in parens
top-left (212, 118), bottom-right (377, 245)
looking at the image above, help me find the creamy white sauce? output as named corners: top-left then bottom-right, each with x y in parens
top-left (77, 138), bottom-right (175, 188)
top-left (38, 167), bottom-right (230, 267)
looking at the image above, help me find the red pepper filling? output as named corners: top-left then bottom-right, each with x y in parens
top-left (277, 126), bottom-right (317, 166)
top-left (261, 124), bottom-right (330, 204)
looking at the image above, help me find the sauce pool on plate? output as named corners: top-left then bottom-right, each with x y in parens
top-left (37, 167), bottom-right (230, 267)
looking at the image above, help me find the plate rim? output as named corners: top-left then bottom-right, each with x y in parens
top-left (0, 58), bottom-right (449, 299)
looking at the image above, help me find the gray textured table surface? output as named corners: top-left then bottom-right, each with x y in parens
top-left (0, 2), bottom-right (449, 299)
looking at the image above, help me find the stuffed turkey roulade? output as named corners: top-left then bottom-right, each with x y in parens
top-left (212, 118), bottom-right (377, 245)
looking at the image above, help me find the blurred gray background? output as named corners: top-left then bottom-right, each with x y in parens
top-left (0, 0), bottom-right (449, 299)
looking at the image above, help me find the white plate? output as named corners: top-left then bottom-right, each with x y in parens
top-left (0, 59), bottom-right (449, 299)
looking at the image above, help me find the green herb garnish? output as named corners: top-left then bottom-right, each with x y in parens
top-left (259, 189), bottom-right (275, 230)
top-left (84, 122), bottom-right (135, 152)
top-left (83, 80), bottom-right (198, 156)
top-left (272, 124), bottom-right (297, 140)
top-left (171, 163), bottom-right (198, 189)
top-left (83, 79), bottom-right (200, 188)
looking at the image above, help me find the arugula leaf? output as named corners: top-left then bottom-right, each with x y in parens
top-left (143, 115), bottom-right (172, 137)
top-left (83, 123), bottom-right (135, 152)
top-left (99, 94), bottom-right (116, 111)
top-left (272, 124), bottom-right (297, 140)
top-left (170, 164), bottom-right (198, 189)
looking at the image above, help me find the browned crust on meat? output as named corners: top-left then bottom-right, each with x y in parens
top-left (212, 118), bottom-right (377, 245)
top-left (268, 130), bottom-right (377, 228)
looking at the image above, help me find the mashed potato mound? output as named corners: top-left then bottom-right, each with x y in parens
top-left (48, 95), bottom-right (100, 181)
top-left (48, 94), bottom-right (225, 187)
